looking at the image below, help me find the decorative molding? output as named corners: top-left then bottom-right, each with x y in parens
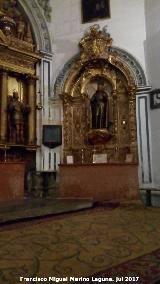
top-left (137, 86), bottom-right (151, 94)
top-left (37, 0), bottom-right (52, 22)
top-left (54, 44), bottom-right (147, 97)
top-left (111, 47), bottom-right (147, 87)
top-left (19, 0), bottom-right (52, 54)
top-left (54, 54), bottom-right (80, 97)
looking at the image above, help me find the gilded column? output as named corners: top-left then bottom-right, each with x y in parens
top-left (27, 77), bottom-right (36, 145)
top-left (0, 71), bottom-right (8, 143)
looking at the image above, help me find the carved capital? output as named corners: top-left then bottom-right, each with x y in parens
top-left (59, 93), bottom-right (73, 104)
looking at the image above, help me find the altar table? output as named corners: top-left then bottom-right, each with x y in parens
top-left (59, 163), bottom-right (139, 202)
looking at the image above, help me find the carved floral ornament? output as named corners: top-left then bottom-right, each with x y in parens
top-left (79, 24), bottom-right (113, 59)
top-left (60, 25), bottom-right (136, 103)
top-left (37, 0), bottom-right (52, 22)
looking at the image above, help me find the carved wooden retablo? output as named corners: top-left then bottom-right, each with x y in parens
top-left (0, 0), bottom-right (41, 161)
top-left (60, 25), bottom-right (137, 164)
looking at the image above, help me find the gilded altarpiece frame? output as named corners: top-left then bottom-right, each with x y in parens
top-left (0, 0), bottom-right (41, 162)
top-left (60, 26), bottom-right (137, 164)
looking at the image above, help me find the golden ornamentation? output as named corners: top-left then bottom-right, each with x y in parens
top-left (79, 25), bottom-right (112, 61)
top-left (0, 15), bottom-right (16, 35)
top-left (8, 35), bottom-right (34, 52)
top-left (0, 31), bottom-right (40, 76)
top-left (0, 0), bottom-right (33, 44)
top-left (60, 26), bottom-right (138, 163)
top-left (87, 129), bottom-right (112, 145)
top-left (0, 1), bottom-right (41, 156)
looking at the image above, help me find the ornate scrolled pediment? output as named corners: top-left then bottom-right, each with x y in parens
top-left (79, 25), bottom-right (112, 61)
top-left (62, 26), bottom-right (136, 96)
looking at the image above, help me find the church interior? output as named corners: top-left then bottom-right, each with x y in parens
top-left (0, 0), bottom-right (160, 283)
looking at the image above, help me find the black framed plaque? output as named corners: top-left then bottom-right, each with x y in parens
top-left (43, 125), bottom-right (62, 148)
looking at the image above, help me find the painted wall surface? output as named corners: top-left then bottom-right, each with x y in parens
top-left (145, 0), bottom-right (160, 86)
top-left (145, 0), bottom-right (160, 188)
top-left (48, 0), bottom-right (146, 86)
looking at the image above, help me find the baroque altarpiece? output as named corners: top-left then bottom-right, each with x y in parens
top-left (60, 26), bottom-right (138, 164)
top-left (0, 0), bottom-right (41, 163)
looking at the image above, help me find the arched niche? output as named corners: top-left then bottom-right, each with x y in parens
top-left (58, 26), bottom-right (139, 164)
top-left (54, 45), bottom-right (146, 97)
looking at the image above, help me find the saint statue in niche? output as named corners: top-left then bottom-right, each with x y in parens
top-left (7, 91), bottom-right (30, 144)
top-left (90, 83), bottom-right (109, 129)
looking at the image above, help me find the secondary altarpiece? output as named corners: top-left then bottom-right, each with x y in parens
top-left (60, 25), bottom-right (137, 164)
top-left (0, 0), bottom-right (41, 163)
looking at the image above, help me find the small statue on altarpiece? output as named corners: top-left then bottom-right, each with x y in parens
top-left (90, 84), bottom-right (109, 129)
top-left (7, 91), bottom-right (30, 144)
top-left (17, 17), bottom-right (25, 40)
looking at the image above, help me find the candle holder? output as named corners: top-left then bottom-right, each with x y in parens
top-left (114, 145), bottom-right (119, 161)
top-left (81, 148), bottom-right (84, 164)
top-left (93, 148), bottom-right (96, 163)
top-left (4, 144), bottom-right (7, 162)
